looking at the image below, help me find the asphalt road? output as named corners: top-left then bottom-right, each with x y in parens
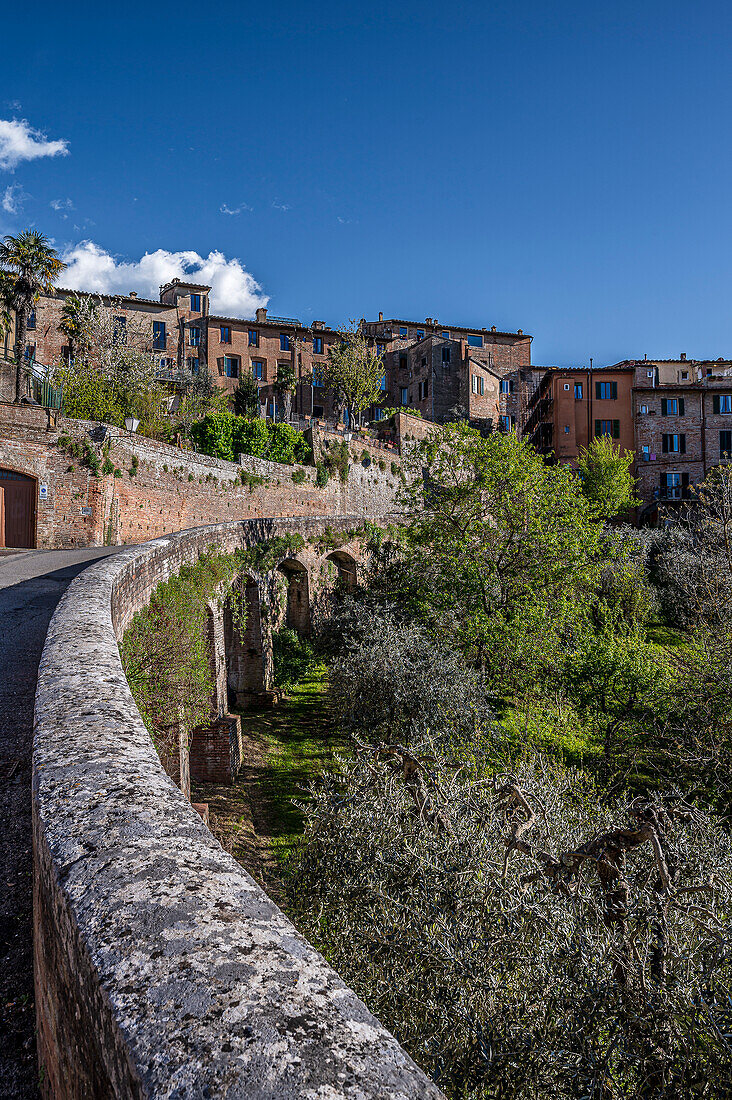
top-left (0, 547), bottom-right (121, 1100)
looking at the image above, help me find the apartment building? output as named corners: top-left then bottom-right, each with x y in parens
top-left (618, 357), bottom-right (732, 512)
top-left (361, 314), bottom-right (536, 429)
top-left (524, 366), bottom-right (635, 461)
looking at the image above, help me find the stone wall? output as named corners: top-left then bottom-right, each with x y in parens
top-left (33, 516), bottom-right (444, 1099)
top-left (0, 404), bottom-right (403, 548)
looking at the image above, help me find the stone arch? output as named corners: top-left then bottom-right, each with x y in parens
top-left (325, 550), bottom-right (358, 592)
top-left (222, 574), bottom-right (271, 708)
top-left (277, 557), bottom-right (311, 635)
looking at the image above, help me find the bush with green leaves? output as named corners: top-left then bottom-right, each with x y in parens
top-left (273, 627), bottom-right (318, 692)
top-left (191, 412), bottom-right (311, 466)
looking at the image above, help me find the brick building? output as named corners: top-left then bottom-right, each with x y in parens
top-left (361, 314), bottom-right (537, 429)
top-left (617, 356), bottom-right (732, 514)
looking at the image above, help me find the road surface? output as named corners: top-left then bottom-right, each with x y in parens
top-left (0, 548), bottom-right (121, 1100)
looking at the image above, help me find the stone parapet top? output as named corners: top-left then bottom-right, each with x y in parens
top-left (33, 518), bottom-right (443, 1099)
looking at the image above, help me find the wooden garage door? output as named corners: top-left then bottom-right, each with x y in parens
top-left (0, 470), bottom-right (36, 548)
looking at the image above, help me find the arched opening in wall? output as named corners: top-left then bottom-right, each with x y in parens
top-left (0, 469), bottom-right (36, 548)
top-left (277, 559), bottom-right (311, 636)
top-left (223, 575), bottom-right (267, 709)
top-left (325, 551), bottom-right (358, 593)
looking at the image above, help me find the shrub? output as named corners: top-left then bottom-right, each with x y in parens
top-left (190, 412), bottom-right (235, 461)
top-left (292, 467), bottom-right (307, 484)
top-left (315, 462), bottom-right (329, 488)
top-left (273, 627), bottom-right (318, 692)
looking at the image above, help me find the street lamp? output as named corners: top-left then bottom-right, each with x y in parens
top-left (125, 416), bottom-right (140, 433)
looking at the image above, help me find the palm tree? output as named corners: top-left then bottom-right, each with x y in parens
top-left (0, 230), bottom-right (66, 402)
top-left (59, 293), bottom-right (90, 364)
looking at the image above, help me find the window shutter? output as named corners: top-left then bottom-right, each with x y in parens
top-left (713, 395), bottom-right (721, 414)
top-left (680, 435), bottom-right (686, 454)
top-left (679, 398), bottom-right (685, 416)
top-left (594, 419), bottom-right (601, 437)
top-left (661, 398), bottom-right (667, 415)
top-left (217, 357), bottom-right (224, 376)
top-left (613, 420), bottom-right (620, 439)
top-left (662, 435), bottom-right (668, 453)
top-left (612, 381), bottom-right (618, 399)
top-left (682, 473), bottom-right (690, 495)
top-left (660, 472), bottom-right (667, 492)
top-left (595, 381), bottom-right (602, 399)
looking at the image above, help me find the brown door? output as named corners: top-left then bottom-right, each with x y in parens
top-left (0, 470), bottom-right (36, 548)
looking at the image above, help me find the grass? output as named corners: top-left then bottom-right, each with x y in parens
top-left (192, 664), bottom-right (342, 900)
top-left (645, 619), bottom-right (688, 650)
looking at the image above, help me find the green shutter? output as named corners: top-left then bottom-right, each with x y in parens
top-left (662, 435), bottom-right (668, 453)
top-left (612, 381), bottom-right (618, 399)
top-left (713, 395), bottom-right (721, 414)
top-left (661, 398), bottom-right (667, 415)
top-left (680, 435), bottom-right (686, 454)
top-left (595, 382), bottom-right (602, 399)
top-left (679, 398), bottom-right (685, 416)
top-left (594, 419), bottom-right (601, 437)
top-left (613, 420), bottom-right (620, 439)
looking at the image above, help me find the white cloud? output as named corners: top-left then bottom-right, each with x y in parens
top-left (2, 182), bottom-right (29, 214)
top-left (0, 118), bottom-right (69, 171)
top-left (272, 199), bottom-right (291, 212)
top-left (60, 241), bottom-right (269, 317)
top-left (220, 201), bottom-right (252, 215)
top-left (50, 197), bottom-right (74, 211)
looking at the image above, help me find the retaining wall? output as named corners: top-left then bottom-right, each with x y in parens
top-left (0, 404), bottom-right (403, 548)
top-left (33, 516), bottom-right (443, 1100)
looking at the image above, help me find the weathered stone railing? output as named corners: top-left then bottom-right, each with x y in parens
top-left (33, 517), bottom-right (444, 1099)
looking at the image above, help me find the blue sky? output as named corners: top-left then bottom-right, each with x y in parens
top-left (1, 0), bottom-right (731, 365)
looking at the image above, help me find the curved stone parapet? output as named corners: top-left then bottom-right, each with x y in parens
top-left (33, 517), bottom-right (444, 1100)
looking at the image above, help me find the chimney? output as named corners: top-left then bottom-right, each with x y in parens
top-left (680, 352), bottom-right (686, 360)
top-left (256, 307), bottom-right (268, 323)
top-left (129, 291), bottom-right (137, 298)
top-left (378, 311), bottom-right (383, 322)
top-left (518, 329), bottom-right (523, 336)
top-left (491, 325), bottom-right (496, 332)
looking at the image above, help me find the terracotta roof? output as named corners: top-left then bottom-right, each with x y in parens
top-left (366, 318), bottom-right (531, 340)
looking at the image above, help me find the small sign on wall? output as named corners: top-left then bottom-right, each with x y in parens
top-left (39, 484), bottom-right (48, 500)
top-left (80, 506), bottom-right (92, 516)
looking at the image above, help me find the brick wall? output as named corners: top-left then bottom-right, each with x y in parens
top-left (0, 404), bottom-right (402, 549)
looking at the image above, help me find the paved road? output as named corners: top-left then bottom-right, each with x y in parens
top-left (0, 548), bottom-right (121, 1100)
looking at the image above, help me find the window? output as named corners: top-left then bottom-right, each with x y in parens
top-left (639, 403), bottom-right (648, 414)
top-left (564, 425), bottom-right (570, 433)
top-left (189, 326), bottom-right (201, 347)
top-left (471, 374), bottom-right (485, 396)
top-left (642, 445), bottom-right (651, 461)
top-left (647, 369), bottom-right (655, 379)
top-left (500, 379), bottom-right (514, 394)
top-left (399, 355), bottom-right (408, 371)
top-left (374, 407), bottom-right (384, 421)
top-left (721, 431), bottom-right (732, 457)
top-left (467, 334), bottom-right (483, 348)
top-left (416, 330), bottom-right (424, 340)
top-left (280, 334), bottom-right (290, 351)
top-left (313, 335), bottom-right (324, 355)
top-left (400, 387), bottom-right (408, 406)
top-left (312, 367), bottom-right (324, 387)
top-left (376, 342), bottom-right (385, 356)
top-left (113, 316), bottom-right (127, 345)
top-left (399, 327), bottom-right (408, 337)
top-left (24, 343), bottom-right (36, 361)
top-left (596, 380), bottom-right (618, 400)
top-left (442, 346), bottom-right (451, 364)
top-left (190, 294), bottom-right (201, 311)
top-left (252, 360), bottom-right (264, 380)
top-left (441, 331), bottom-right (449, 339)
top-left (224, 356), bottom-right (239, 378)
top-left (662, 433), bottom-right (686, 453)
top-left (313, 404), bottom-right (324, 418)
top-left (249, 329), bottom-right (259, 347)
top-left (595, 419), bottom-right (620, 439)
top-left (220, 325), bottom-right (231, 344)
top-left (662, 472), bottom-right (685, 500)
top-left (27, 309), bottom-right (36, 330)
top-left (563, 383), bottom-right (570, 391)
top-left (152, 321), bottom-right (166, 350)
top-left (713, 395), bottom-right (732, 414)
top-left (379, 374), bottom-right (387, 391)
top-left (679, 371), bottom-right (689, 380)
top-left (574, 383), bottom-right (583, 399)
top-left (418, 379), bottom-right (429, 400)
top-left (661, 397), bottom-right (684, 416)
top-left (186, 357), bottom-right (199, 374)
top-left (499, 415), bottom-right (511, 431)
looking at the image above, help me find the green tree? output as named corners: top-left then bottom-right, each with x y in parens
top-left (274, 357), bottom-right (297, 422)
top-left (391, 422), bottom-right (607, 695)
top-left (58, 292), bottom-right (93, 363)
top-left (577, 435), bottom-right (638, 519)
top-left (0, 230), bottom-right (66, 402)
top-left (233, 371), bottom-right (261, 418)
top-left (318, 322), bottom-right (385, 427)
